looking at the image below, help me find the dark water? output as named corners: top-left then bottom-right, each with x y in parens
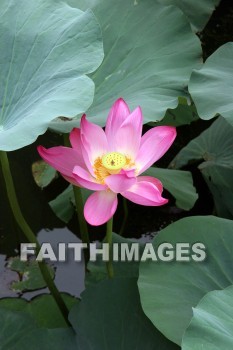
top-left (0, 228), bottom-right (85, 298)
top-left (1, 0), bottom-right (233, 298)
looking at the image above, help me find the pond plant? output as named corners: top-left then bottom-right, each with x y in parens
top-left (1, 0), bottom-right (233, 349)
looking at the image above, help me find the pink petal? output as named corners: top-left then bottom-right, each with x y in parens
top-left (69, 128), bottom-right (81, 150)
top-left (136, 126), bottom-right (176, 174)
top-left (137, 176), bottom-right (164, 192)
top-left (122, 176), bottom-right (168, 206)
top-left (80, 115), bottom-right (108, 171)
top-left (63, 175), bottom-right (81, 187)
top-left (105, 98), bottom-right (130, 149)
top-left (84, 191), bottom-right (118, 226)
top-left (37, 146), bottom-right (81, 182)
top-left (120, 168), bottom-right (136, 178)
top-left (73, 165), bottom-right (106, 191)
top-left (69, 128), bottom-right (86, 168)
top-left (105, 173), bottom-right (136, 193)
top-left (113, 106), bottom-right (143, 159)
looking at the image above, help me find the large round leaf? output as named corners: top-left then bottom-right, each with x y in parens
top-left (138, 216), bottom-right (233, 345)
top-left (7, 256), bottom-right (54, 292)
top-left (32, 160), bottom-right (57, 189)
top-left (158, 0), bottom-right (220, 32)
top-left (69, 278), bottom-right (179, 350)
top-left (0, 307), bottom-right (76, 350)
top-left (49, 186), bottom-right (92, 223)
top-left (51, 0), bottom-right (201, 132)
top-left (0, 293), bottom-right (78, 328)
top-left (155, 97), bottom-right (199, 127)
top-left (170, 117), bottom-right (233, 218)
top-left (145, 167), bottom-right (198, 210)
top-left (182, 285), bottom-right (233, 350)
top-left (189, 43), bottom-right (233, 125)
top-left (86, 233), bottom-right (145, 288)
top-left (0, 0), bottom-right (103, 151)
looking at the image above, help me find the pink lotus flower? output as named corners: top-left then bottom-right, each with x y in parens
top-left (38, 99), bottom-right (176, 226)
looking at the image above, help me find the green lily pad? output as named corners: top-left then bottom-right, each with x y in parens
top-left (49, 186), bottom-right (75, 223)
top-left (145, 167), bottom-right (198, 210)
top-left (8, 257), bottom-right (55, 292)
top-left (51, 0), bottom-right (201, 132)
top-left (0, 275), bottom-right (178, 349)
top-left (0, 279), bottom-right (178, 350)
top-left (49, 186), bottom-right (92, 223)
top-left (0, 293), bottom-right (78, 328)
top-left (189, 43), bottom-right (233, 125)
top-left (0, 0), bottom-right (103, 151)
top-left (0, 307), bottom-right (76, 350)
top-left (158, 0), bottom-right (220, 32)
top-left (86, 233), bottom-right (145, 287)
top-left (69, 278), bottom-right (179, 350)
top-left (32, 161), bottom-right (57, 188)
top-left (170, 117), bottom-right (233, 218)
top-left (154, 97), bottom-right (199, 127)
top-left (138, 216), bottom-right (233, 345)
top-left (182, 285), bottom-right (233, 350)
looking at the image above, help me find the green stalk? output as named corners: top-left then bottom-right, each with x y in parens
top-left (0, 151), bottom-right (70, 325)
top-left (73, 185), bottom-right (90, 263)
top-left (119, 197), bottom-right (128, 236)
top-left (106, 217), bottom-right (114, 278)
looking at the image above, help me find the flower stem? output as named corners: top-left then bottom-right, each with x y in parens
top-left (73, 185), bottom-right (90, 263)
top-left (106, 217), bottom-right (114, 278)
top-left (0, 150), bottom-right (70, 326)
top-left (119, 197), bottom-right (128, 236)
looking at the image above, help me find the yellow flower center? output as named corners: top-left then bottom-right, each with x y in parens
top-left (93, 152), bottom-right (134, 184)
top-left (102, 152), bottom-right (126, 171)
